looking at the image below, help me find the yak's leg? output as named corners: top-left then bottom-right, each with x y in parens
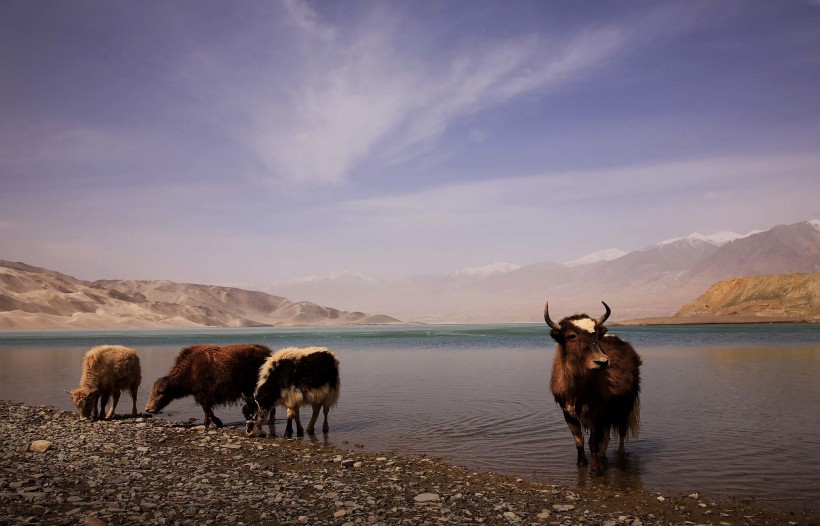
top-left (130, 385), bottom-right (138, 416)
top-left (105, 391), bottom-right (121, 419)
top-left (90, 393), bottom-right (100, 420)
top-left (268, 406), bottom-right (276, 436)
top-left (599, 428), bottom-right (611, 457)
top-left (98, 393), bottom-right (110, 420)
top-left (209, 409), bottom-right (223, 428)
top-left (294, 406), bottom-right (304, 437)
top-left (563, 410), bottom-right (587, 466)
top-left (617, 423), bottom-right (628, 456)
top-left (322, 403), bottom-right (330, 435)
top-left (588, 426), bottom-right (606, 476)
top-left (202, 406), bottom-right (223, 429)
top-left (285, 406), bottom-right (304, 438)
top-left (305, 403), bottom-right (321, 435)
top-left (284, 407), bottom-right (294, 438)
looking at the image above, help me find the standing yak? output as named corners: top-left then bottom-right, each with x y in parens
top-left (545, 301), bottom-right (642, 476)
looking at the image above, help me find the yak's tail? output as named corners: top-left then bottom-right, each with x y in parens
top-left (626, 396), bottom-right (641, 440)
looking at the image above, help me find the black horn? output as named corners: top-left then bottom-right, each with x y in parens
top-left (596, 301), bottom-right (611, 327)
top-left (544, 302), bottom-right (561, 330)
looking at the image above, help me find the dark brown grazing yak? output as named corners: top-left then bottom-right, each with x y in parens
top-left (145, 344), bottom-right (273, 430)
top-left (545, 301), bottom-right (642, 476)
top-left (248, 346), bottom-right (340, 438)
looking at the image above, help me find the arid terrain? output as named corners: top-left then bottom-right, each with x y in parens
top-left (618, 272), bottom-right (819, 325)
top-left (0, 261), bottom-right (400, 330)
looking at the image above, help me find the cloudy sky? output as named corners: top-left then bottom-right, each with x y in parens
top-left (1, 0), bottom-right (819, 285)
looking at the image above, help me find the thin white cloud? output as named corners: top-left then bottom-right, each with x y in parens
top-left (334, 153), bottom-right (820, 264)
top-left (280, 0), bottom-right (336, 42)
top-left (249, 2), bottom-right (625, 184)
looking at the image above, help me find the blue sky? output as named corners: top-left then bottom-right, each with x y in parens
top-left (1, 0), bottom-right (819, 285)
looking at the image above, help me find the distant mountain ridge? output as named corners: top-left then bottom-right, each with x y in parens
top-left (267, 220), bottom-right (820, 323)
top-left (0, 261), bottom-right (401, 330)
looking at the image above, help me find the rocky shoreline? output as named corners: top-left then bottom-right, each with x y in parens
top-left (1, 401), bottom-right (814, 526)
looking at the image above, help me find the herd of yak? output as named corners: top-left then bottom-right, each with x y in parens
top-left (66, 302), bottom-right (641, 476)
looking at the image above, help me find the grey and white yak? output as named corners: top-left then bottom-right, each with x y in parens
top-left (247, 346), bottom-right (340, 438)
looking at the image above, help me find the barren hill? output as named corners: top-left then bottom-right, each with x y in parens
top-left (675, 272), bottom-right (819, 321)
top-left (0, 261), bottom-right (401, 330)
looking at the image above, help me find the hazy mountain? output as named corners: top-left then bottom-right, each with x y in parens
top-left (3, 220), bottom-right (817, 327)
top-left (0, 261), bottom-right (400, 330)
top-left (564, 248), bottom-right (628, 267)
top-left (452, 262), bottom-right (522, 279)
top-left (684, 222), bottom-right (820, 283)
top-left (268, 220), bottom-right (820, 323)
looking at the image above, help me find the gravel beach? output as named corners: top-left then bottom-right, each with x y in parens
top-left (1, 401), bottom-right (814, 526)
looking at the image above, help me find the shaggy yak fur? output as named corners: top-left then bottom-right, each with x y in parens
top-left (545, 301), bottom-right (642, 476)
top-left (145, 344), bottom-right (272, 429)
top-left (248, 346), bottom-right (340, 438)
top-left (67, 345), bottom-right (141, 419)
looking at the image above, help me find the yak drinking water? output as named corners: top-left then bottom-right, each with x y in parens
top-left (145, 344), bottom-right (272, 429)
top-left (248, 346), bottom-right (340, 438)
top-left (68, 345), bottom-right (141, 420)
top-left (545, 301), bottom-right (642, 476)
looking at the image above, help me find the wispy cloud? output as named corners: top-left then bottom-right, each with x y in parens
top-left (330, 153), bottom-right (820, 266)
top-left (248, 2), bottom-right (625, 184)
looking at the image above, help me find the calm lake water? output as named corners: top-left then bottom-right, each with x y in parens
top-left (1, 324), bottom-right (818, 513)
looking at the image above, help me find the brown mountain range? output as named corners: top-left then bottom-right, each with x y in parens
top-left (618, 272), bottom-right (819, 325)
top-left (0, 261), bottom-right (401, 330)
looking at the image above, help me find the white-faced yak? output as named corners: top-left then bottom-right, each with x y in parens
top-left (545, 301), bottom-right (642, 476)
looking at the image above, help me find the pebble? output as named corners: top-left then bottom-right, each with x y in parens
top-left (553, 504), bottom-right (575, 512)
top-left (28, 440), bottom-right (52, 453)
top-left (414, 493), bottom-right (441, 503)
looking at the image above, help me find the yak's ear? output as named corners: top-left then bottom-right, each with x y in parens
top-left (599, 326), bottom-right (608, 336)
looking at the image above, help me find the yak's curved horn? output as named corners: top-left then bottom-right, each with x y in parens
top-left (544, 302), bottom-right (561, 330)
top-left (597, 301), bottom-right (612, 327)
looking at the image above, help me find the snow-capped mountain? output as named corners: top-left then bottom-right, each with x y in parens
top-left (652, 230), bottom-right (755, 248)
top-left (564, 249), bottom-right (628, 267)
top-left (266, 220), bottom-right (820, 323)
top-left (452, 262), bottom-right (521, 278)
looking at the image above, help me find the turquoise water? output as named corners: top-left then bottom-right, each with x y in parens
top-left (1, 323), bottom-right (818, 512)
